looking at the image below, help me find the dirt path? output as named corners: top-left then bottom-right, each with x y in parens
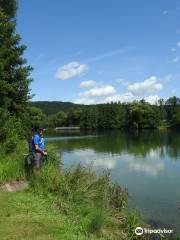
top-left (0, 180), bottom-right (28, 192)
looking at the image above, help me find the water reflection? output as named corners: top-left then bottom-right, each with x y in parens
top-left (121, 151), bottom-right (165, 176)
top-left (70, 149), bottom-right (117, 169)
top-left (63, 148), bottom-right (165, 177)
top-left (47, 129), bottom-right (180, 161)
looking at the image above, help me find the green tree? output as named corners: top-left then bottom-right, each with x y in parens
top-left (126, 101), bottom-right (160, 129)
top-left (28, 107), bottom-right (46, 128)
top-left (0, 0), bottom-right (18, 18)
top-left (67, 109), bottom-right (82, 126)
top-left (80, 107), bottom-right (98, 129)
top-left (97, 103), bottom-right (126, 129)
top-left (157, 98), bottom-right (167, 121)
top-left (170, 110), bottom-right (180, 128)
top-left (165, 96), bottom-right (180, 108)
top-left (165, 96), bottom-right (180, 122)
top-left (48, 111), bottom-right (68, 127)
top-left (0, 10), bottom-right (32, 119)
top-left (0, 108), bottom-right (21, 152)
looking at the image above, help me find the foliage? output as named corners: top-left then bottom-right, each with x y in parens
top-left (67, 109), bottom-right (82, 126)
top-left (31, 97), bottom-right (180, 129)
top-left (0, 141), bottom-right (27, 183)
top-left (27, 106), bottom-right (46, 128)
top-left (126, 101), bottom-right (160, 129)
top-left (0, 0), bottom-right (18, 18)
top-left (165, 96), bottom-right (180, 108)
top-left (80, 101), bottom-right (161, 129)
top-left (29, 101), bottom-right (86, 115)
top-left (29, 160), bottom-right (143, 239)
top-left (47, 111), bottom-right (68, 127)
top-left (170, 110), bottom-right (180, 128)
top-left (0, 10), bottom-right (32, 119)
top-left (98, 103), bottom-right (126, 129)
top-left (80, 106), bottom-right (99, 129)
top-left (0, 108), bottom-right (21, 152)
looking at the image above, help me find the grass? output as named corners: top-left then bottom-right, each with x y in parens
top-left (0, 191), bottom-right (101, 240)
top-left (27, 158), bottom-right (147, 239)
top-left (0, 141), bottom-right (27, 184)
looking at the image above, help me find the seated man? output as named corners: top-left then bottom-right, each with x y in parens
top-left (32, 127), bottom-right (47, 169)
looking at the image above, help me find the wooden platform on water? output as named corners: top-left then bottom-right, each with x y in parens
top-left (55, 127), bottom-right (80, 130)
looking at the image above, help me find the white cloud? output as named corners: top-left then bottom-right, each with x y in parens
top-left (105, 92), bottom-right (134, 103)
top-left (177, 41), bottom-right (180, 48)
top-left (74, 75), bottom-right (167, 105)
top-left (127, 76), bottom-right (163, 95)
top-left (116, 78), bottom-right (129, 85)
top-left (145, 95), bottom-right (160, 105)
top-left (79, 85), bottom-right (116, 98)
top-left (105, 93), bottom-right (160, 105)
top-left (55, 61), bottom-right (88, 80)
top-left (80, 80), bottom-right (96, 88)
top-left (172, 57), bottom-right (179, 63)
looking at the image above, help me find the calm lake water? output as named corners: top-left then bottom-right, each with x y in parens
top-left (46, 129), bottom-right (180, 234)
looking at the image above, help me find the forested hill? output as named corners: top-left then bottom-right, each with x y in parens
top-left (29, 101), bottom-right (87, 115)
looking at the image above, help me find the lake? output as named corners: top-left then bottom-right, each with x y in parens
top-left (46, 129), bottom-right (180, 234)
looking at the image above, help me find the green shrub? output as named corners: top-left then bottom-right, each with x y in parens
top-left (0, 108), bottom-right (21, 152)
top-left (88, 210), bottom-right (105, 234)
top-left (0, 141), bottom-right (27, 183)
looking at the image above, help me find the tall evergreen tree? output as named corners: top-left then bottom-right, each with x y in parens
top-left (0, 9), bottom-right (33, 118)
top-left (0, 0), bottom-right (18, 18)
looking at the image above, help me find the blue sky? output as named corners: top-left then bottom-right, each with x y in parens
top-left (17, 0), bottom-right (180, 104)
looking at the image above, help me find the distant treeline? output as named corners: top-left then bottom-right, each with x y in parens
top-left (29, 101), bottom-right (86, 115)
top-left (29, 97), bottom-right (180, 129)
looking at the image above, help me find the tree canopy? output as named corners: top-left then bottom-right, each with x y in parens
top-left (0, 10), bottom-right (32, 119)
top-left (0, 2), bottom-right (32, 150)
top-left (0, 0), bottom-right (18, 18)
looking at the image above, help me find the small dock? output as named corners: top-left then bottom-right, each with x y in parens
top-left (55, 127), bottom-right (80, 130)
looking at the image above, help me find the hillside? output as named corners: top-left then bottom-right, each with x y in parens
top-left (29, 101), bottom-right (88, 115)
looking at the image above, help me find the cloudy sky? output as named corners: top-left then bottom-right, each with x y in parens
top-left (17, 0), bottom-right (180, 104)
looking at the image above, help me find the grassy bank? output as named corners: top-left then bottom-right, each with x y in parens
top-left (28, 154), bottom-right (147, 240)
top-left (0, 189), bottom-right (143, 240)
top-left (0, 142), bottom-right (28, 184)
top-left (2, 143), bottom-right (178, 239)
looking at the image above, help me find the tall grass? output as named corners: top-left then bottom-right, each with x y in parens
top-left (0, 141), bottom-right (27, 183)
top-left (29, 153), bottom-right (146, 239)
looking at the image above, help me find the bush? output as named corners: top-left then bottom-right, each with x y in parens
top-left (0, 108), bottom-right (21, 152)
top-left (0, 141), bottom-right (27, 183)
